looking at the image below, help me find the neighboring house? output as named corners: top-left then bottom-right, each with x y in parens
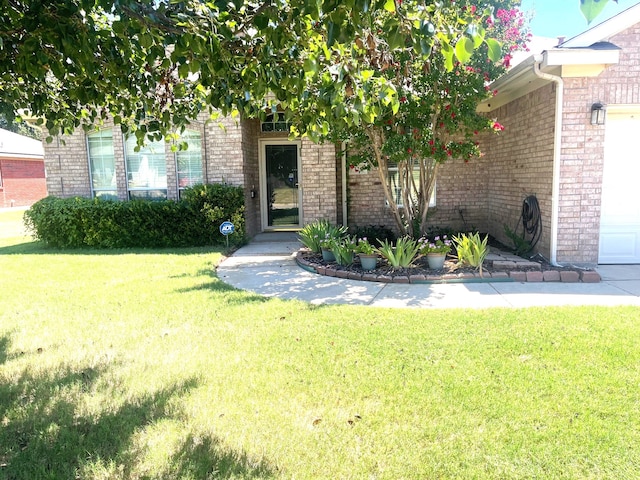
top-left (42, 2), bottom-right (640, 266)
top-left (0, 128), bottom-right (46, 208)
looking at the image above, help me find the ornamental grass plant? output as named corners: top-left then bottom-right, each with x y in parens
top-left (376, 236), bottom-right (421, 268)
top-left (453, 232), bottom-right (489, 275)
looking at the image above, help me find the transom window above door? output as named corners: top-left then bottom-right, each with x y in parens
top-left (261, 112), bottom-right (291, 132)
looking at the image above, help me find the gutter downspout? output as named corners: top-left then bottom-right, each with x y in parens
top-left (532, 54), bottom-right (563, 266)
top-left (341, 141), bottom-right (348, 227)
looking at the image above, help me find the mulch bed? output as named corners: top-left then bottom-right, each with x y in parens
top-left (296, 250), bottom-right (601, 283)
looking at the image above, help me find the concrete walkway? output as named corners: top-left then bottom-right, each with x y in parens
top-left (217, 233), bottom-right (640, 309)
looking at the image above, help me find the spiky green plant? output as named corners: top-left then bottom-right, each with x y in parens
top-left (453, 232), bottom-right (489, 276)
top-left (376, 236), bottom-right (420, 268)
top-left (298, 220), bottom-right (347, 253)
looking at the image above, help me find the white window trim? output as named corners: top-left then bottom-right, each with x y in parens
top-left (387, 164), bottom-right (436, 208)
top-left (175, 129), bottom-right (204, 196)
top-left (123, 134), bottom-right (168, 200)
top-left (86, 128), bottom-right (118, 200)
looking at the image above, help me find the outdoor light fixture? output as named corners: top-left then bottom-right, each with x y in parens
top-left (591, 102), bottom-right (606, 125)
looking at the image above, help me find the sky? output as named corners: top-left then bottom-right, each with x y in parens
top-left (520, 0), bottom-right (638, 40)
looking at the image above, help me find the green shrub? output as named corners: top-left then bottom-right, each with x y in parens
top-left (330, 235), bottom-right (357, 266)
top-left (504, 224), bottom-right (533, 257)
top-left (350, 225), bottom-right (396, 247)
top-left (24, 184), bottom-right (246, 249)
top-left (299, 219), bottom-right (332, 253)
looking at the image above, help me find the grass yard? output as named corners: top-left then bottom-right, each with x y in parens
top-left (1, 211), bottom-right (639, 479)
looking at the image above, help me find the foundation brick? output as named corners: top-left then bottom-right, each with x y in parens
top-left (526, 271), bottom-right (543, 282)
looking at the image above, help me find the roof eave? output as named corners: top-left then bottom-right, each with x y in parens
top-left (477, 47), bottom-right (620, 113)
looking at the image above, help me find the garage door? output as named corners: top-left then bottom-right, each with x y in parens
top-left (598, 109), bottom-right (640, 264)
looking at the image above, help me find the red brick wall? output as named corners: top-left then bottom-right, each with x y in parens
top-left (555, 23), bottom-right (640, 264)
top-left (0, 158), bottom-right (47, 207)
top-left (479, 84), bottom-right (556, 260)
top-left (347, 84), bottom-right (555, 252)
top-left (242, 118), bottom-right (261, 237)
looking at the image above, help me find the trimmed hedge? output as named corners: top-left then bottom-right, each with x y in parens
top-left (24, 184), bottom-right (246, 249)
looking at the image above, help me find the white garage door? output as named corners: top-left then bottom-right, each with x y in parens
top-left (599, 109), bottom-right (640, 264)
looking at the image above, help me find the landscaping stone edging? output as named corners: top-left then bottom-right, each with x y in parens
top-left (295, 252), bottom-right (601, 284)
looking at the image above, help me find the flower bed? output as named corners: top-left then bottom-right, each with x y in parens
top-left (296, 249), bottom-right (601, 284)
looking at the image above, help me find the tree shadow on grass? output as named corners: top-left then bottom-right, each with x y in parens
top-left (0, 334), bottom-right (9, 365)
top-left (0, 333), bottom-right (276, 479)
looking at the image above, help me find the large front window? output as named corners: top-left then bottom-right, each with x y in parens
top-left (176, 129), bottom-right (203, 196)
top-left (388, 164), bottom-right (436, 208)
top-left (125, 136), bottom-right (167, 200)
top-left (87, 129), bottom-right (117, 200)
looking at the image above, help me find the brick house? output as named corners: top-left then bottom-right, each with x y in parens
top-left (43, 3), bottom-right (640, 265)
top-left (350, 3), bottom-right (640, 266)
top-left (43, 114), bottom-right (344, 239)
top-left (0, 128), bottom-right (46, 208)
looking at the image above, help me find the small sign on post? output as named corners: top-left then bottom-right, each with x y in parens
top-left (219, 221), bottom-right (235, 249)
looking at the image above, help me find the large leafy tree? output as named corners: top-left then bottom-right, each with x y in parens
top-left (293, 3), bottom-right (529, 236)
top-left (0, 1), bottom-right (602, 233)
top-left (0, 1), bottom-right (512, 136)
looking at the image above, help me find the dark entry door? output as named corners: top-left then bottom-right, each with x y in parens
top-left (264, 144), bottom-right (300, 228)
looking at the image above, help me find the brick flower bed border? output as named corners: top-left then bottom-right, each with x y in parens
top-left (295, 252), bottom-right (601, 284)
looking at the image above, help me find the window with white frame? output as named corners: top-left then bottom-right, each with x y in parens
top-left (261, 112), bottom-right (291, 132)
top-left (176, 129), bottom-right (203, 197)
top-left (87, 129), bottom-right (118, 200)
top-left (388, 164), bottom-right (436, 208)
top-left (125, 136), bottom-right (167, 200)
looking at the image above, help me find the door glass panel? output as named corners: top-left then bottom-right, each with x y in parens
top-left (265, 144), bottom-right (299, 227)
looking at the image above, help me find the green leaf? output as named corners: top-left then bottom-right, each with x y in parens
top-left (419, 38), bottom-right (432, 56)
top-left (486, 38), bottom-right (502, 62)
top-left (387, 28), bottom-right (405, 50)
top-left (383, 0), bottom-right (395, 13)
top-left (327, 21), bottom-right (340, 47)
top-left (139, 33), bottom-right (152, 49)
top-left (303, 58), bottom-right (318, 74)
top-left (580, 0), bottom-right (610, 24)
top-left (360, 69), bottom-right (374, 81)
top-left (454, 36), bottom-right (474, 64)
top-left (441, 42), bottom-right (454, 71)
top-left (254, 13), bottom-right (269, 30)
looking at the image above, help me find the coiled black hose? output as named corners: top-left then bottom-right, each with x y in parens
top-left (520, 195), bottom-right (542, 250)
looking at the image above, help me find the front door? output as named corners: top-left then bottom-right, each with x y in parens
top-left (261, 141), bottom-right (301, 229)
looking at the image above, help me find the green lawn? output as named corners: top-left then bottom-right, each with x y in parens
top-left (1, 214), bottom-right (639, 479)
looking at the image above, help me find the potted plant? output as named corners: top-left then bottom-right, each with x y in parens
top-left (315, 223), bottom-right (348, 262)
top-left (331, 235), bottom-right (357, 266)
top-left (418, 235), bottom-right (452, 270)
top-left (320, 236), bottom-right (336, 262)
top-left (356, 237), bottom-right (378, 271)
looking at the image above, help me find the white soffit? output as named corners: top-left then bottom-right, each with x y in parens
top-left (477, 47), bottom-right (621, 113)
